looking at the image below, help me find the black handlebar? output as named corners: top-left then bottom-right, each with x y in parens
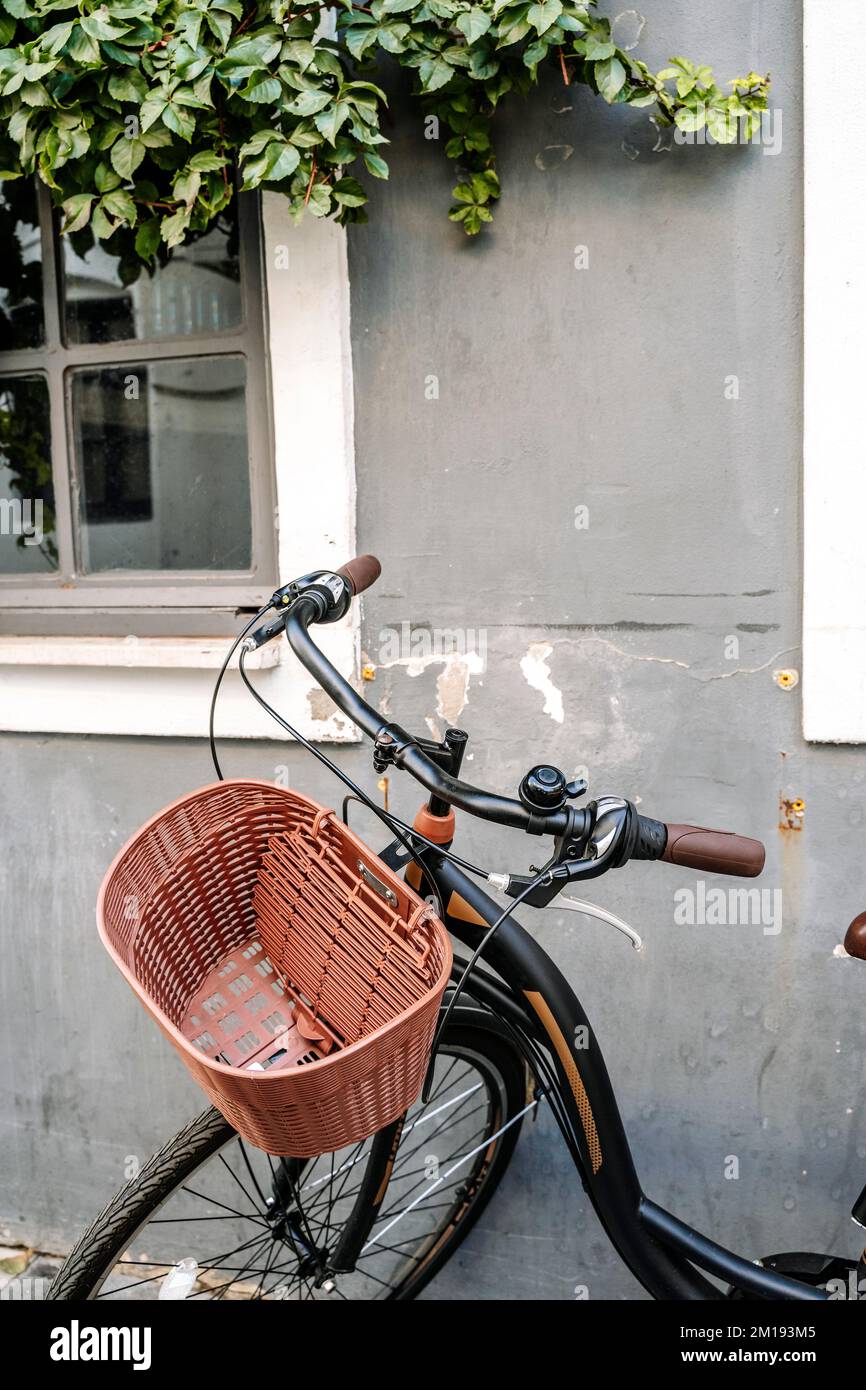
top-left (283, 596), bottom-right (577, 836)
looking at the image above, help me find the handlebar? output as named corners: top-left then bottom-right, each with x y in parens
top-left (633, 815), bottom-right (765, 878)
top-left (261, 555), bottom-right (767, 881)
top-left (283, 592), bottom-right (577, 836)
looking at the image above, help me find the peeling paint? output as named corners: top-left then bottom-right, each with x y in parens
top-left (306, 689), bottom-right (337, 722)
top-left (520, 643), bottom-right (564, 723)
top-left (436, 655), bottom-right (479, 723)
top-left (534, 145), bottom-right (574, 170)
top-left (380, 649), bottom-right (484, 724)
top-left (612, 9), bottom-right (646, 50)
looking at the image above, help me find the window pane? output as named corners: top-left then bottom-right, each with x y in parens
top-left (63, 206), bottom-right (242, 346)
top-left (0, 180), bottom-right (44, 350)
top-left (0, 375), bottom-right (57, 573)
top-left (71, 357), bottom-right (252, 572)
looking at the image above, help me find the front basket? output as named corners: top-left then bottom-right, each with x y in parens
top-left (98, 779), bottom-right (452, 1155)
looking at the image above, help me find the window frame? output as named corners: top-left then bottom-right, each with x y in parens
top-left (802, 0), bottom-right (866, 742)
top-left (0, 185), bottom-right (276, 631)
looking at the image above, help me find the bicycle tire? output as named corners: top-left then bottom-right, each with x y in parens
top-left (49, 1008), bottom-right (527, 1302)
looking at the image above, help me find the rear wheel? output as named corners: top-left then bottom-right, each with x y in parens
top-left (50, 1009), bottom-right (527, 1301)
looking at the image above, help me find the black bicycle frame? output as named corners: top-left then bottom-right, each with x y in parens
top-left (416, 851), bottom-right (827, 1302)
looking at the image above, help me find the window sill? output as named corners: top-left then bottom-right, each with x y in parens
top-left (0, 625), bottom-right (362, 742)
top-left (0, 635), bottom-right (279, 671)
top-left (0, 635), bottom-right (283, 671)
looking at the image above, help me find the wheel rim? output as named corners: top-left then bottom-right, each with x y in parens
top-left (85, 1041), bottom-right (513, 1300)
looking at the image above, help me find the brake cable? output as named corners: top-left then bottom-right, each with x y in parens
top-left (420, 866), bottom-right (552, 1102)
top-left (209, 603), bottom-right (271, 781)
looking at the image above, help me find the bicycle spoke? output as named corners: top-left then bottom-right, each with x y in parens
top-left (217, 1152), bottom-right (266, 1219)
top-left (180, 1184), bottom-right (268, 1226)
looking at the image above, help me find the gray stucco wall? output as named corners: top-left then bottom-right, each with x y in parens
top-left (4, 2), bottom-right (865, 1299)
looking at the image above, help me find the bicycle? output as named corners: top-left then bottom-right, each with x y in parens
top-left (50, 556), bottom-right (866, 1302)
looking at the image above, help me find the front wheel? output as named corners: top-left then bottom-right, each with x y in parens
top-left (50, 1009), bottom-right (527, 1301)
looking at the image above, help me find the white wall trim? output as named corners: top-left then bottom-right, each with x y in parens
top-left (803, 0), bottom-right (866, 742)
top-left (0, 199), bottom-right (360, 742)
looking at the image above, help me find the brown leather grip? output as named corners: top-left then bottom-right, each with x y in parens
top-left (661, 824), bottom-right (765, 878)
top-left (336, 554), bottom-right (381, 597)
top-left (844, 911), bottom-right (866, 960)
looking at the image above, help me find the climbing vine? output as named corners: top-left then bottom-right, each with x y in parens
top-left (0, 0), bottom-right (769, 262)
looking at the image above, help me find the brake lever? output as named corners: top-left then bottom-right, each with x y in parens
top-left (502, 796), bottom-right (634, 907)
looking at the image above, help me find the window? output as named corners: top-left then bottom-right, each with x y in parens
top-left (0, 183), bottom-right (275, 636)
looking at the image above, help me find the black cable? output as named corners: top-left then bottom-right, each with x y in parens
top-left (342, 791), bottom-right (499, 883)
top-left (237, 645), bottom-right (447, 920)
top-left (235, 644), bottom-right (500, 890)
top-left (209, 605), bottom-right (271, 781)
top-left (450, 976), bottom-right (584, 1165)
top-left (421, 867), bottom-right (551, 1103)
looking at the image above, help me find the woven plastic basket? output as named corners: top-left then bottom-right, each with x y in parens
top-left (97, 780), bottom-right (452, 1155)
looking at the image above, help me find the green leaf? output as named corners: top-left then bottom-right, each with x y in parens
top-left (377, 24), bottom-right (409, 54)
top-left (140, 125), bottom-right (173, 149)
top-left (60, 192), bottom-right (93, 234)
top-left (108, 70), bottom-right (148, 103)
top-left (306, 181), bottom-right (332, 217)
top-left (282, 38), bottom-right (316, 69)
top-left (140, 92), bottom-right (168, 131)
top-left (527, 0), bottom-right (562, 35)
top-left (173, 168), bottom-right (201, 207)
top-left (419, 56), bottom-right (454, 92)
top-left (583, 37), bottom-right (615, 60)
top-left (205, 8), bottom-right (233, 47)
top-left (20, 80), bottom-right (49, 106)
top-left (175, 42), bottom-right (212, 83)
top-left (456, 7), bottom-right (491, 42)
top-left (288, 121), bottom-right (322, 149)
top-left (189, 150), bottom-right (229, 171)
top-left (313, 101), bottom-right (350, 144)
top-left (92, 202), bottom-right (117, 240)
top-left (363, 151), bottom-right (389, 178)
top-left (80, 13), bottom-right (130, 41)
top-left (286, 89), bottom-right (332, 117)
top-left (163, 104), bottom-right (195, 141)
top-left (100, 39), bottom-right (141, 67)
top-left (469, 47), bottom-right (499, 79)
top-left (239, 129), bottom-right (280, 159)
top-left (161, 206), bottom-right (191, 247)
top-left (7, 107), bottom-right (29, 144)
top-left (674, 106), bottom-right (706, 133)
top-left (594, 55), bottom-right (626, 103)
top-left (41, 20), bottom-right (73, 55)
top-left (102, 188), bottom-right (137, 225)
top-left (706, 106), bottom-right (738, 143)
top-left (110, 135), bottom-right (146, 178)
top-left (95, 161), bottom-right (121, 193)
top-left (240, 75), bottom-right (282, 103)
top-left (344, 25), bottom-right (380, 59)
top-left (134, 216), bottom-right (161, 263)
top-left (331, 175), bottom-right (366, 207)
top-left (241, 138), bottom-right (300, 186)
